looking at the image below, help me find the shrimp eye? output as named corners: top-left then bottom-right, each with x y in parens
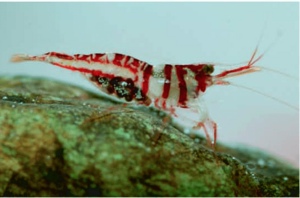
top-left (203, 64), bottom-right (214, 75)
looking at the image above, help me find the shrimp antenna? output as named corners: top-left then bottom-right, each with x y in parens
top-left (256, 65), bottom-right (298, 80)
top-left (229, 82), bottom-right (299, 111)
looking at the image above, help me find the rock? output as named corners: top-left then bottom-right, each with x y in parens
top-left (0, 75), bottom-right (298, 196)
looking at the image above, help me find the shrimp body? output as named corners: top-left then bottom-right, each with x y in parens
top-left (10, 50), bottom-right (262, 147)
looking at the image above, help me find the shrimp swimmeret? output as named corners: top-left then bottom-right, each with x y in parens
top-left (10, 48), bottom-right (297, 148)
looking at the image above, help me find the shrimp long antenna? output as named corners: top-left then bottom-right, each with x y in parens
top-left (256, 66), bottom-right (299, 80)
top-left (229, 82), bottom-right (299, 111)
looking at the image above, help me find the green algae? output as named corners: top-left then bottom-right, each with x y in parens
top-left (0, 75), bottom-right (298, 196)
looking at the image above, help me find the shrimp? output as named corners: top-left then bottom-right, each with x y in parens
top-left (9, 48), bottom-right (279, 148)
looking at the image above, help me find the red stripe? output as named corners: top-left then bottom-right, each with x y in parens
top-left (195, 72), bottom-right (207, 93)
top-left (123, 55), bottom-right (130, 68)
top-left (162, 100), bottom-right (167, 110)
top-left (175, 66), bottom-right (188, 108)
top-left (74, 54), bottom-right (90, 63)
top-left (134, 75), bottom-right (139, 83)
top-left (91, 53), bottom-right (106, 63)
top-left (140, 62), bottom-right (147, 71)
top-left (124, 57), bottom-right (139, 74)
top-left (49, 52), bottom-right (74, 60)
top-left (154, 98), bottom-right (160, 108)
top-left (51, 62), bottom-right (115, 79)
top-left (113, 53), bottom-right (125, 67)
top-left (141, 65), bottom-right (153, 95)
top-left (131, 58), bottom-right (140, 68)
top-left (162, 64), bottom-right (172, 99)
top-left (214, 65), bottom-right (250, 78)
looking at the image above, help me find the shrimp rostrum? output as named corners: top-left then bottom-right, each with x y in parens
top-left (11, 49), bottom-right (263, 147)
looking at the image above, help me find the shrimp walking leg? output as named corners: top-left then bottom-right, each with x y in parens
top-left (206, 118), bottom-right (217, 147)
top-left (194, 122), bottom-right (213, 147)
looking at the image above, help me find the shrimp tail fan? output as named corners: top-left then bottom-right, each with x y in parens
top-left (10, 54), bottom-right (33, 63)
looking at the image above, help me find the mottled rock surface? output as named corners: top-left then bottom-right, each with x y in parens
top-left (0, 75), bottom-right (298, 196)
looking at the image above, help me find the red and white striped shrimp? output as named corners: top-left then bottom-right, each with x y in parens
top-left (9, 49), bottom-right (266, 147)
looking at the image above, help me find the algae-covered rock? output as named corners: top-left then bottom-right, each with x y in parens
top-left (0, 75), bottom-right (298, 196)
